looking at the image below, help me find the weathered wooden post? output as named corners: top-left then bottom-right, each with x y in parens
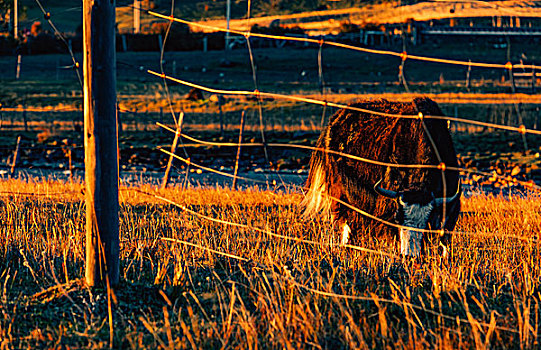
top-left (466, 59), bottom-right (472, 91)
top-left (22, 105), bottom-right (27, 132)
top-left (532, 66), bottom-right (536, 93)
top-left (15, 55), bottom-right (21, 80)
top-left (161, 113), bottom-right (184, 189)
top-left (68, 147), bottom-right (74, 184)
top-left (83, 0), bottom-right (120, 287)
top-left (508, 63), bottom-right (516, 93)
top-left (10, 136), bottom-right (21, 177)
top-left (218, 96), bottom-right (224, 137)
top-left (232, 110), bottom-right (246, 189)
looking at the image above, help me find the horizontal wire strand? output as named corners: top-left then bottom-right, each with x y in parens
top-left (157, 122), bottom-right (541, 192)
top-left (132, 188), bottom-right (400, 258)
top-left (148, 70), bottom-right (541, 136)
top-left (142, 147), bottom-right (538, 243)
top-left (129, 187), bottom-right (519, 334)
top-left (147, 10), bottom-right (541, 71)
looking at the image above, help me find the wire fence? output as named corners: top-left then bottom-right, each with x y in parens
top-left (136, 4), bottom-right (541, 272)
top-left (1, 0), bottom-right (541, 334)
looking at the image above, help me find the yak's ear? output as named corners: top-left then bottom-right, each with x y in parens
top-left (412, 97), bottom-right (443, 116)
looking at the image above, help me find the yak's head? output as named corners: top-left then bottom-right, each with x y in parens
top-left (374, 179), bottom-right (460, 258)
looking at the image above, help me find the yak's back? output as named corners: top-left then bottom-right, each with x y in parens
top-left (304, 97), bottom-right (459, 231)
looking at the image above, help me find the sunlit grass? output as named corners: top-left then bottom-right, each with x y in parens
top-left (0, 178), bottom-right (540, 348)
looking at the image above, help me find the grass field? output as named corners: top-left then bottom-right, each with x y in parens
top-left (0, 179), bottom-right (540, 348)
top-left (2, 19), bottom-right (541, 348)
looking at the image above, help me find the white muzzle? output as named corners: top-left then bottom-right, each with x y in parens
top-left (400, 228), bottom-right (422, 257)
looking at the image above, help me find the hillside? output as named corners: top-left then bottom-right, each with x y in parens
top-left (188, 1), bottom-right (541, 36)
top-left (10, 1), bottom-right (541, 36)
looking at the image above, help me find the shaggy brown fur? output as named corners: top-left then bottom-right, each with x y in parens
top-left (303, 97), bottom-right (460, 245)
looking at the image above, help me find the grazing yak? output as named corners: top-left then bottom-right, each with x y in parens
top-left (302, 97), bottom-right (461, 257)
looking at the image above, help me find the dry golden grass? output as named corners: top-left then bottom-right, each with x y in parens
top-left (0, 178), bottom-right (540, 348)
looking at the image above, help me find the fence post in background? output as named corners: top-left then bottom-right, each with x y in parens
top-left (225, 0), bottom-right (231, 50)
top-left (133, 0), bottom-right (140, 33)
top-left (13, 0), bottom-right (18, 39)
top-left (83, 0), bottom-right (120, 287)
top-left (203, 36), bottom-right (208, 52)
top-left (532, 66), bottom-right (536, 93)
top-left (218, 96), bottom-right (224, 137)
top-left (22, 105), bottom-right (28, 132)
top-left (508, 64), bottom-right (516, 93)
top-left (466, 60), bottom-right (472, 91)
top-left (68, 147), bottom-right (74, 184)
top-left (232, 110), bottom-right (246, 190)
top-left (162, 113), bottom-right (183, 189)
top-left (16, 55), bottom-right (21, 80)
top-left (398, 53), bottom-right (409, 93)
top-left (10, 136), bottom-right (21, 177)
top-left (121, 35), bottom-right (128, 52)
top-left (158, 34), bottom-right (163, 52)
top-left (133, 108), bottom-right (138, 130)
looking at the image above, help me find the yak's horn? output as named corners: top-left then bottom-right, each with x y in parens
top-left (434, 179), bottom-right (461, 206)
top-left (374, 178), bottom-right (399, 199)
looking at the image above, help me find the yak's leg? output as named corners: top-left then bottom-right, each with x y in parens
top-left (330, 200), bottom-right (351, 246)
top-left (340, 221), bottom-right (351, 245)
top-left (438, 196), bottom-right (460, 260)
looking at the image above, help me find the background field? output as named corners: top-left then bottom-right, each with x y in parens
top-left (2, 43), bottom-right (541, 189)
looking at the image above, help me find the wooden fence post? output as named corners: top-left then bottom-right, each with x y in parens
top-left (466, 60), bottom-right (472, 91)
top-left (10, 136), bottom-right (21, 177)
top-left (218, 96), bottom-right (224, 137)
top-left (532, 66), bottom-right (537, 94)
top-left (22, 105), bottom-right (28, 132)
top-left (508, 65), bottom-right (516, 93)
top-left (68, 147), bottom-right (74, 184)
top-left (83, 0), bottom-right (120, 287)
top-left (162, 113), bottom-right (184, 189)
top-left (232, 110), bottom-right (246, 189)
top-left (134, 108), bottom-right (139, 131)
top-left (16, 55), bottom-right (21, 80)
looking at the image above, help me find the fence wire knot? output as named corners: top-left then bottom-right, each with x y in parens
top-left (400, 51), bottom-right (407, 61)
top-left (44, 12), bottom-right (51, 20)
top-left (417, 112), bottom-right (423, 119)
top-left (505, 61), bottom-right (513, 70)
top-left (519, 125), bottom-right (526, 134)
top-left (438, 162), bottom-right (446, 171)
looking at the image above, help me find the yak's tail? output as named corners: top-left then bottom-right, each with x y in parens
top-left (301, 149), bottom-right (332, 219)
